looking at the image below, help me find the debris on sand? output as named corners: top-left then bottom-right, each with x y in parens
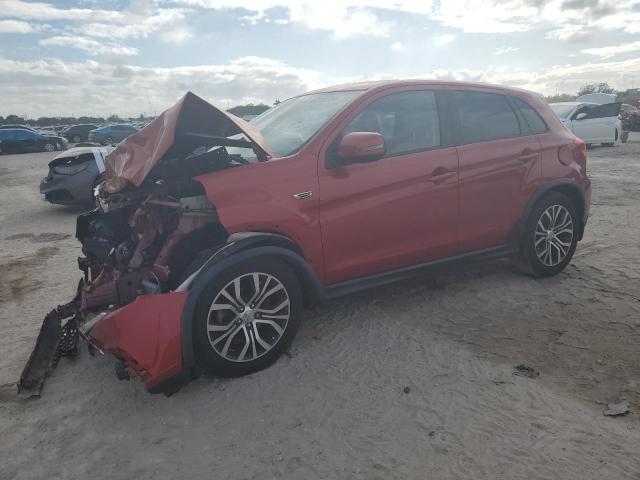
top-left (513, 364), bottom-right (540, 378)
top-left (603, 400), bottom-right (630, 417)
top-left (403, 386), bottom-right (411, 394)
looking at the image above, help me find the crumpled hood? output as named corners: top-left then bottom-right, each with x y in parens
top-left (105, 92), bottom-right (272, 192)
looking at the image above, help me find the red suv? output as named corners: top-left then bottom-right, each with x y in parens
top-left (21, 81), bottom-right (590, 395)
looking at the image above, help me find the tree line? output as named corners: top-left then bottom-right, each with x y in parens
top-left (0, 103), bottom-right (273, 127)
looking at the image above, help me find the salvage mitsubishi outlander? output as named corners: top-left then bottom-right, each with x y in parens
top-left (20, 80), bottom-right (591, 396)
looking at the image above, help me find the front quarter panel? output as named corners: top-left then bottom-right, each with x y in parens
top-left (195, 152), bottom-right (325, 282)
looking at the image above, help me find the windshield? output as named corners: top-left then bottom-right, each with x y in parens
top-left (550, 104), bottom-right (576, 119)
top-left (251, 91), bottom-right (361, 157)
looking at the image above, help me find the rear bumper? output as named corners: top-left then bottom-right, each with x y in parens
top-left (89, 292), bottom-right (188, 392)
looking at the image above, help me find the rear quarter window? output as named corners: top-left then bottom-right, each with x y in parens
top-left (511, 97), bottom-right (548, 134)
top-left (452, 91), bottom-right (521, 144)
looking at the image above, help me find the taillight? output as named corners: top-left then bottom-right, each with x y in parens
top-left (574, 138), bottom-right (587, 173)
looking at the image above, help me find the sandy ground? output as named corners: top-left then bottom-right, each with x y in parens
top-left (1, 137), bottom-right (639, 479)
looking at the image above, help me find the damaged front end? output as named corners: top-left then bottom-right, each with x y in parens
top-left (19, 92), bottom-right (272, 395)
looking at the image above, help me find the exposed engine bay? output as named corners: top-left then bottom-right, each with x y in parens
top-left (78, 181), bottom-right (222, 312)
top-left (19, 179), bottom-right (228, 395)
top-left (19, 91), bottom-right (271, 396)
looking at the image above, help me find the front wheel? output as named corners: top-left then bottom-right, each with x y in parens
top-left (43, 143), bottom-right (55, 152)
top-left (517, 192), bottom-right (579, 277)
top-left (193, 257), bottom-right (303, 377)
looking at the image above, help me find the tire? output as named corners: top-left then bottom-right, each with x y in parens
top-left (518, 192), bottom-right (579, 277)
top-left (602, 129), bottom-right (617, 147)
top-left (193, 256), bottom-right (303, 377)
top-left (103, 136), bottom-right (114, 146)
top-left (72, 135), bottom-right (81, 143)
top-left (43, 143), bottom-right (55, 152)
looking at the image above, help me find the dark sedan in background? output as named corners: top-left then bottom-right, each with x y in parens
top-left (62, 124), bottom-right (98, 143)
top-left (88, 124), bottom-right (137, 145)
top-left (0, 128), bottom-right (67, 154)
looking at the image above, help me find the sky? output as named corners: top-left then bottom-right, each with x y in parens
top-left (0, 0), bottom-right (639, 118)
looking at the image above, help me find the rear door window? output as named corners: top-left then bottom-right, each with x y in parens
top-left (511, 97), bottom-right (547, 134)
top-left (14, 130), bottom-right (33, 140)
top-left (344, 90), bottom-right (441, 156)
top-left (452, 91), bottom-right (521, 144)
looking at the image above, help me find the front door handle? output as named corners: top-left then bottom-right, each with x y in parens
top-left (427, 167), bottom-right (456, 185)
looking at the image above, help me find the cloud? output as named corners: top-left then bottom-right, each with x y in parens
top-left (581, 40), bottom-right (640, 58)
top-left (545, 24), bottom-right (591, 42)
top-left (39, 36), bottom-right (139, 56)
top-left (2, 52), bottom-right (639, 118)
top-left (2, 1), bottom-right (193, 44)
top-left (165, 0), bottom-right (426, 38)
top-left (71, 9), bottom-right (189, 40)
top-left (433, 34), bottom-right (455, 46)
top-left (0, 19), bottom-right (47, 33)
top-left (390, 41), bottom-right (406, 52)
top-left (0, 56), bottom-right (324, 117)
top-left (494, 46), bottom-right (519, 55)
top-left (0, 0), bottom-right (126, 22)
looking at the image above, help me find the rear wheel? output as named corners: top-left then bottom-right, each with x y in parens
top-left (518, 192), bottom-right (579, 277)
top-left (43, 143), bottom-right (55, 152)
top-left (193, 257), bottom-right (303, 377)
top-left (103, 136), bottom-right (114, 146)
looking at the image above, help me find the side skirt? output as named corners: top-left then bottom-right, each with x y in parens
top-left (324, 244), bottom-right (517, 300)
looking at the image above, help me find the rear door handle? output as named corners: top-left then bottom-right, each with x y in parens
top-left (518, 149), bottom-right (539, 163)
top-left (427, 167), bottom-right (457, 185)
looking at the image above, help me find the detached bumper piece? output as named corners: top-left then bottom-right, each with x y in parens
top-left (89, 292), bottom-right (187, 393)
top-left (18, 300), bottom-right (79, 397)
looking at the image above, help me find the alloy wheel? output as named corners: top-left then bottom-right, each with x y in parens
top-left (44, 143), bottom-right (55, 152)
top-left (534, 204), bottom-right (574, 267)
top-left (207, 272), bottom-right (290, 363)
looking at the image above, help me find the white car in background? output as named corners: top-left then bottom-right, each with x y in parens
top-left (550, 98), bottom-right (622, 147)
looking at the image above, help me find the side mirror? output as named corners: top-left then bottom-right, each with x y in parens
top-left (336, 132), bottom-right (386, 165)
top-left (575, 112), bottom-right (587, 120)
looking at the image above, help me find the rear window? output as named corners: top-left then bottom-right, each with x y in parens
top-left (452, 91), bottom-right (520, 144)
top-left (511, 97), bottom-right (547, 134)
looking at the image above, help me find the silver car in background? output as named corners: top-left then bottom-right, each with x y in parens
top-left (39, 146), bottom-right (112, 205)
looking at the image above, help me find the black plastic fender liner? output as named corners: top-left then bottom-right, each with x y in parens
top-left (18, 300), bottom-right (78, 396)
top-left (179, 244), bottom-right (324, 379)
